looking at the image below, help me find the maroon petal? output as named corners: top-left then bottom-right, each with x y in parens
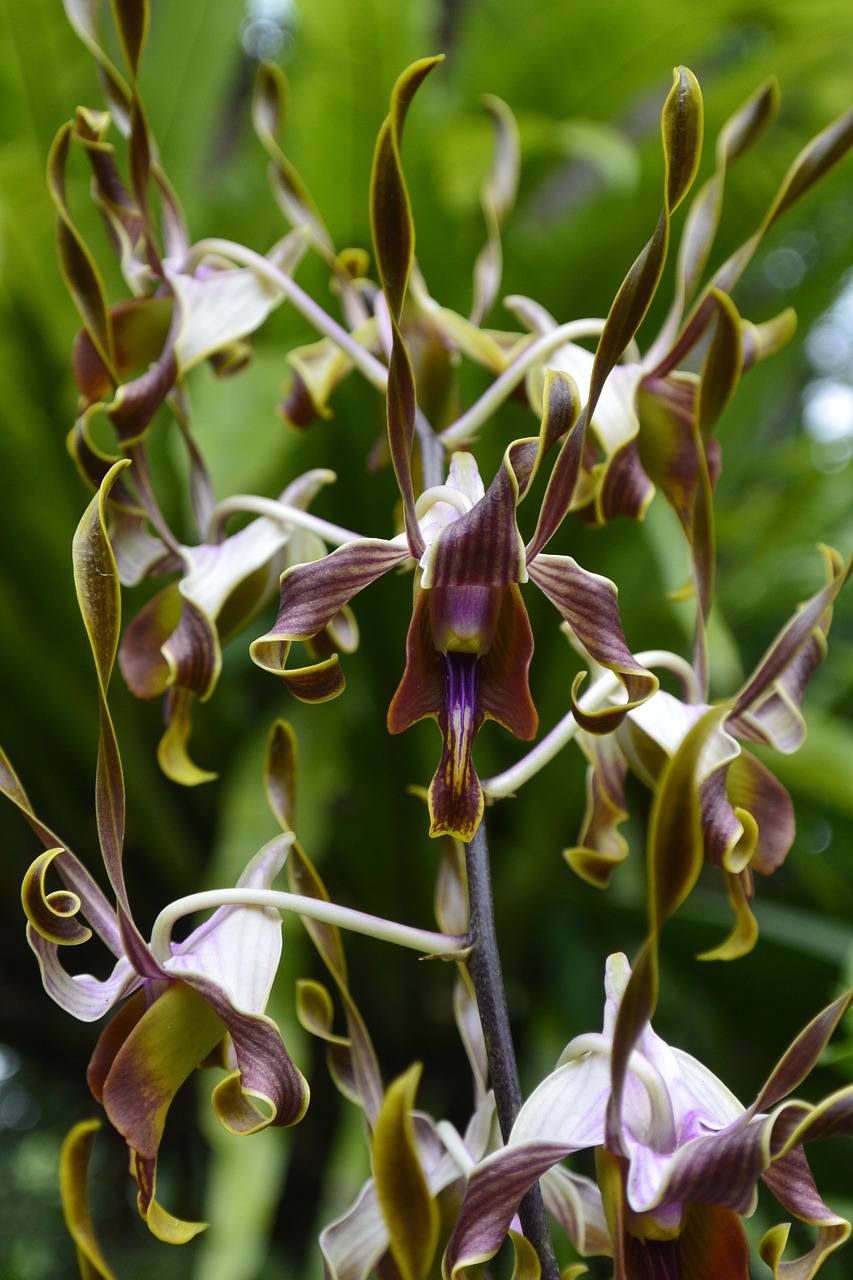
top-left (565, 735), bottom-right (631, 887)
top-left (387, 591), bottom-right (445, 733)
top-left (477, 586), bottom-right (537, 740)
top-left (527, 555), bottom-right (658, 730)
top-left (429, 653), bottom-right (485, 842)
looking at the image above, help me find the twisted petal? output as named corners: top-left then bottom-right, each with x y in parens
top-left (730, 546), bottom-right (850, 751)
top-left (527, 555), bottom-right (658, 731)
top-left (564, 733), bottom-right (630, 888)
top-left (60, 1120), bottom-right (118, 1279)
top-left (251, 538), bottom-right (410, 700)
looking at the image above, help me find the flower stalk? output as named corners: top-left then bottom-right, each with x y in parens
top-left (149, 887), bottom-right (467, 966)
top-left (464, 819), bottom-right (560, 1280)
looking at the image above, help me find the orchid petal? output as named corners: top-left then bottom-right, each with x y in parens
top-left (3, 750), bottom-right (122, 956)
top-left (60, 1120), bottom-right (117, 1280)
top-left (97, 981), bottom-right (223, 1160)
top-left (662, 105), bottom-right (853, 375)
top-left (371, 57), bottom-right (442, 557)
top-left (725, 751), bottom-right (795, 875)
top-left (74, 461), bottom-right (159, 974)
top-left (321, 1178), bottom-right (390, 1280)
top-left (166, 260), bottom-right (287, 372)
top-left (130, 1151), bottom-right (208, 1244)
top-left (470, 95), bottom-right (520, 325)
top-left (251, 62), bottom-right (334, 249)
top-left (564, 734), bottom-right (630, 887)
top-left (477, 586), bottom-right (538, 739)
top-left (731, 546), bottom-right (849, 748)
top-left (696, 870), bottom-right (759, 962)
top-left (251, 538), bottom-right (410, 699)
top-left (752, 991), bottom-right (853, 1115)
top-left (374, 1065), bottom-right (440, 1280)
top-left (527, 556), bottom-right (658, 730)
top-left (280, 325), bottom-right (375, 428)
top-left (647, 77), bottom-right (779, 365)
top-left (26, 923), bottom-right (138, 1022)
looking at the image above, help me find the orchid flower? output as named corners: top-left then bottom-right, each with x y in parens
top-left (251, 57), bottom-right (721, 842)
top-left (272, 766), bottom-right (609, 1280)
top-left (54, 0), bottom-right (308, 502)
top-left (486, 545), bottom-right (851, 957)
top-left (115, 467), bottom-right (360, 784)
top-left (251, 375), bottom-right (657, 842)
top-left (264, 74), bottom-right (528, 433)
top-left (20, 823), bottom-right (308, 1244)
top-left (444, 952), bottom-right (853, 1280)
top-left (55, 0), bottom-right (384, 576)
top-left (485, 85), bottom-right (853, 545)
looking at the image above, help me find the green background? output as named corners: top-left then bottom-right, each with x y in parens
top-left (0, 1), bottom-right (852, 1276)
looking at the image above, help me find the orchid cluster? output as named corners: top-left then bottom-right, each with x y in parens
top-left (7, 2), bottom-right (853, 1278)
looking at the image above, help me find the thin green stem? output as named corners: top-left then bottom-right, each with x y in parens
top-left (465, 820), bottom-right (560, 1280)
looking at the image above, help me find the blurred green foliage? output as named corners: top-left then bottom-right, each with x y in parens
top-left (0, 1), bottom-right (851, 1277)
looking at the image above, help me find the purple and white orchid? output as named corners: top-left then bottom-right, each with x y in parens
top-left (486, 544), bottom-right (851, 956)
top-left (251, 374), bottom-right (657, 841)
top-left (250, 54), bottom-right (703, 842)
top-left (444, 953), bottom-right (853, 1280)
top-left (22, 833), bottom-right (308, 1242)
top-left (116, 467), bottom-right (360, 784)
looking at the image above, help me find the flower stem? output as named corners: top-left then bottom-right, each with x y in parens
top-left (465, 820), bottom-right (560, 1280)
top-left (186, 238), bottom-right (390, 392)
top-left (150, 888), bottom-right (466, 966)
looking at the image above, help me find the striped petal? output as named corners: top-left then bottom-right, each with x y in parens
top-left (251, 538), bottom-right (410, 700)
top-left (527, 555), bottom-right (658, 730)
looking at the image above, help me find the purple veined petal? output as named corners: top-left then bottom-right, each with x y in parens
top-left (698, 765), bottom-right (756, 875)
top-left (731, 546), bottom-right (850, 723)
top-left (164, 838), bottom-right (288, 1015)
top-left (630, 1113), bottom-right (769, 1218)
top-left (730, 633), bottom-right (824, 753)
top-left (476, 585), bottom-right (538, 739)
top-left (165, 259), bottom-right (287, 372)
top-left (203, 983), bottom-right (310, 1132)
top-left (252, 538), bottom-right (411, 654)
top-left (26, 926), bottom-right (139, 1022)
top-left (762, 1144), bottom-right (846, 1228)
top-left (751, 990), bottom-right (853, 1116)
top-left (442, 1138), bottom-right (577, 1279)
top-left (421, 453), bottom-right (527, 592)
top-left (527, 555), bottom-right (658, 729)
top-left (160, 596), bottom-right (221, 701)
top-left (724, 751), bottom-right (795, 875)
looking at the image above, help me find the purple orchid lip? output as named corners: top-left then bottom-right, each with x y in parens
top-left (428, 651), bottom-right (483, 841)
top-left (428, 584), bottom-right (504, 655)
